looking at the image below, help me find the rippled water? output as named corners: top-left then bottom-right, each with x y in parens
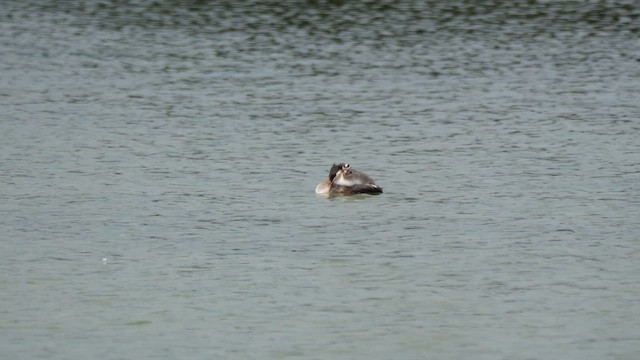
top-left (2, 1), bottom-right (640, 359)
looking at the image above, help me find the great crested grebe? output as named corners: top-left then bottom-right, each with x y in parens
top-left (315, 163), bottom-right (383, 196)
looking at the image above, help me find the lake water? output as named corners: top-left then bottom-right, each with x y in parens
top-left (1, 1), bottom-right (639, 359)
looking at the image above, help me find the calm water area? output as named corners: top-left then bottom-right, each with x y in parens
top-left (2, 1), bottom-right (640, 359)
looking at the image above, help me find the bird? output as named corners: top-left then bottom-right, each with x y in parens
top-left (315, 163), bottom-right (383, 196)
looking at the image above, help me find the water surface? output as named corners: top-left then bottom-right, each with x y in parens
top-left (1, 1), bottom-right (639, 359)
